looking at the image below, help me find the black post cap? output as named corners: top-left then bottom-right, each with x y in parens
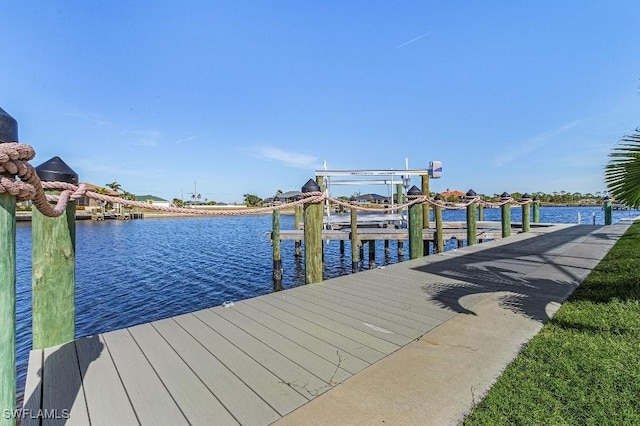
top-left (522, 193), bottom-right (531, 200)
top-left (301, 179), bottom-right (321, 193)
top-left (500, 192), bottom-right (511, 199)
top-left (604, 195), bottom-right (610, 201)
top-left (36, 156), bottom-right (78, 184)
top-left (466, 189), bottom-right (477, 197)
top-left (407, 185), bottom-right (423, 196)
top-left (0, 107), bottom-right (18, 143)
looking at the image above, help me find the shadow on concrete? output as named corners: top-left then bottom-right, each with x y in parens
top-left (412, 225), bottom-right (623, 323)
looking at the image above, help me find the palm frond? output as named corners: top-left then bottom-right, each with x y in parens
top-left (605, 129), bottom-right (640, 207)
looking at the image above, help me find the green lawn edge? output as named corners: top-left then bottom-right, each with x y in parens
top-left (465, 222), bottom-right (640, 425)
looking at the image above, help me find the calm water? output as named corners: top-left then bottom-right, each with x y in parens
top-left (13, 206), bottom-right (637, 399)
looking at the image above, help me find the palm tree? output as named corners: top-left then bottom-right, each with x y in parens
top-left (605, 130), bottom-right (640, 207)
top-left (106, 181), bottom-right (122, 193)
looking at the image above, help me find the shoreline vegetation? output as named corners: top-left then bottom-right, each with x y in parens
top-left (465, 221), bottom-right (640, 424)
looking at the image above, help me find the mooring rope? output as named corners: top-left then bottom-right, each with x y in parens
top-left (0, 142), bottom-right (534, 218)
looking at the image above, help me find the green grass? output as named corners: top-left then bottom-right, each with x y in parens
top-left (465, 222), bottom-right (640, 425)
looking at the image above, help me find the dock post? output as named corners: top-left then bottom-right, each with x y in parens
top-left (294, 205), bottom-right (303, 257)
top-left (434, 195), bottom-right (444, 253)
top-left (521, 193), bottom-right (531, 232)
top-left (384, 240), bottom-right (390, 255)
top-left (500, 192), bottom-right (512, 238)
top-left (421, 175), bottom-right (430, 255)
top-left (604, 196), bottom-right (612, 225)
top-left (407, 186), bottom-right (424, 259)
top-left (0, 107), bottom-right (18, 424)
top-left (32, 157), bottom-right (78, 349)
top-left (368, 240), bottom-right (376, 268)
top-left (272, 209), bottom-right (283, 286)
top-left (533, 197), bottom-right (540, 223)
top-left (478, 202), bottom-right (484, 221)
top-left (350, 207), bottom-right (358, 272)
top-left (466, 190), bottom-right (478, 246)
top-left (397, 240), bottom-right (404, 257)
top-left (302, 179), bottom-right (323, 284)
top-left (421, 174), bottom-right (430, 229)
top-left (339, 240), bottom-right (345, 255)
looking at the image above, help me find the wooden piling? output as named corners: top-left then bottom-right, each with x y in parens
top-left (339, 240), bottom-right (345, 255)
top-left (32, 157), bottom-right (78, 349)
top-left (421, 174), bottom-right (430, 229)
top-left (271, 210), bottom-right (282, 284)
top-left (396, 183), bottom-right (404, 206)
top-left (604, 196), bottom-right (612, 225)
top-left (384, 240), bottom-right (390, 255)
top-left (407, 186), bottom-right (424, 259)
top-left (0, 191), bottom-right (16, 423)
top-left (478, 203), bottom-right (484, 221)
top-left (434, 197), bottom-right (444, 253)
top-left (350, 207), bottom-right (358, 272)
top-left (294, 205), bottom-right (302, 256)
top-left (0, 109), bottom-right (18, 424)
top-left (302, 179), bottom-right (323, 284)
top-left (466, 190), bottom-right (478, 246)
top-left (533, 198), bottom-right (540, 223)
top-left (368, 240), bottom-right (376, 268)
top-left (500, 192), bottom-right (512, 238)
top-left (397, 240), bottom-right (404, 257)
top-left (521, 194), bottom-right (531, 233)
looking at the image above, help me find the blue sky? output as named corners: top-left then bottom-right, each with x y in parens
top-left (2, 1), bottom-right (640, 202)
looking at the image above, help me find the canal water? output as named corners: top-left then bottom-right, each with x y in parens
top-left (13, 206), bottom-right (637, 400)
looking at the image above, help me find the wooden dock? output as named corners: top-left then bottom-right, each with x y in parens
top-left (22, 223), bottom-right (602, 425)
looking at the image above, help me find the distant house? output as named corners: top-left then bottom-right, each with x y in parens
top-left (439, 189), bottom-right (466, 199)
top-left (76, 183), bottom-right (121, 209)
top-left (136, 195), bottom-right (171, 208)
top-left (267, 190), bottom-right (304, 206)
top-left (354, 193), bottom-right (390, 204)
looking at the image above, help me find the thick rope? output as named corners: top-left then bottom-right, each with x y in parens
top-left (1, 142), bottom-right (533, 217)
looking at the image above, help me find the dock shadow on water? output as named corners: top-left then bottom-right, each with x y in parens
top-left (412, 225), bottom-right (617, 323)
top-left (23, 335), bottom-right (103, 423)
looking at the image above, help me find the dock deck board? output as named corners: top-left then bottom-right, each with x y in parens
top-left (22, 224), bottom-right (620, 425)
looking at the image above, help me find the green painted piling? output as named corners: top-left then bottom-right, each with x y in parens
top-left (302, 179), bottom-right (323, 284)
top-left (533, 198), bottom-right (540, 223)
top-left (350, 207), bottom-right (358, 272)
top-left (272, 210), bottom-right (282, 283)
top-left (1, 108), bottom-right (18, 423)
top-left (434, 200), bottom-right (444, 253)
top-left (32, 157), bottom-right (78, 349)
top-left (396, 183), bottom-right (404, 205)
top-left (604, 197), bottom-right (612, 225)
top-left (478, 203), bottom-right (484, 221)
top-left (500, 192), bottom-right (512, 238)
top-left (0, 192), bottom-right (16, 423)
top-left (407, 186), bottom-right (424, 259)
top-left (32, 193), bottom-right (76, 349)
top-left (466, 190), bottom-right (478, 246)
top-left (521, 194), bottom-right (531, 233)
top-left (421, 175), bottom-right (430, 229)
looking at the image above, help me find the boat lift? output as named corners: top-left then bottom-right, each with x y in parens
top-left (315, 160), bottom-right (442, 229)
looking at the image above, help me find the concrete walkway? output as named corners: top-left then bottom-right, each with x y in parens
top-left (275, 223), bottom-right (630, 426)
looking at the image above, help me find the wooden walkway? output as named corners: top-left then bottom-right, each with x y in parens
top-left (22, 223), bottom-right (610, 425)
